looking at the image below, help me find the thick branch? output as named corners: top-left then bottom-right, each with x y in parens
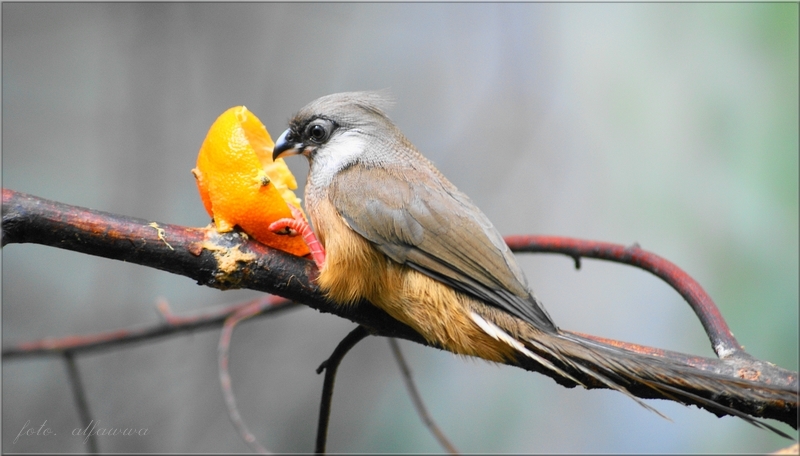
top-left (2, 189), bottom-right (797, 427)
top-left (1, 189), bottom-right (419, 342)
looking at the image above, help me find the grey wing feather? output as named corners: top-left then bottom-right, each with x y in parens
top-left (330, 163), bottom-right (557, 331)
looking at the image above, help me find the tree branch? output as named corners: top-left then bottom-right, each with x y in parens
top-left (389, 338), bottom-right (459, 454)
top-left (505, 236), bottom-right (743, 359)
top-left (216, 297), bottom-right (279, 454)
top-left (314, 325), bottom-right (370, 454)
top-left (2, 295), bottom-right (298, 357)
top-left (64, 352), bottom-right (98, 454)
top-left (2, 189), bottom-right (797, 428)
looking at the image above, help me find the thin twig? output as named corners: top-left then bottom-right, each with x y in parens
top-left (389, 339), bottom-right (459, 454)
top-left (315, 326), bottom-right (370, 454)
top-left (218, 299), bottom-right (275, 454)
top-left (505, 235), bottom-right (743, 359)
top-left (3, 296), bottom-right (297, 358)
top-left (64, 351), bottom-right (98, 454)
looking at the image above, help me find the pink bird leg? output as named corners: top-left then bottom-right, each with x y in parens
top-left (269, 205), bottom-right (326, 270)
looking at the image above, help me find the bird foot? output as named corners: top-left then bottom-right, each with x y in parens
top-left (269, 206), bottom-right (326, 270)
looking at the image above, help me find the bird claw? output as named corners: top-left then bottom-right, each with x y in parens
top-left (268, 207), bottom-right (326, 270)
top-left (269, 219), bottom-right (300, 237)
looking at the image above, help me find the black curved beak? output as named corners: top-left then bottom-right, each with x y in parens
top-left (273, 129), bottom-right (301, 160)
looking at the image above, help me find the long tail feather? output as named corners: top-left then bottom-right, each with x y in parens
top-left (469, 312), bottom-right (586, 388)
top-left (539, 330), bottom-right (797, 439)
top-left (469, 310), bottom-right (797, 440)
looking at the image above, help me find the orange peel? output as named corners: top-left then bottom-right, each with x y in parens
top-left (192, 106), bottom-right (310, 257)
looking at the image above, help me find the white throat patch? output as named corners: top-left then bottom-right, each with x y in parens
top-left (310, 131), bottom-right (367, 187)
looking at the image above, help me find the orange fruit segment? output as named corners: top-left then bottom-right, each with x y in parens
top-left (193, 106), bottom-right (310, 257)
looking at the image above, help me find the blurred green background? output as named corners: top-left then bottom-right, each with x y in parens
top-left (3, 3), bottom-right (797, 453)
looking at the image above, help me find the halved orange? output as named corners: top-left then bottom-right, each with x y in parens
top-left (193, 106), bottom-right (310, 257)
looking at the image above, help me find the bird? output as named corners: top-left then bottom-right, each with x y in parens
top-left (269, 91), bottom-right (796, 438)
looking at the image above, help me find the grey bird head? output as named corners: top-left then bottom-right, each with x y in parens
top-left (272, 91), bottom-right (398, 163)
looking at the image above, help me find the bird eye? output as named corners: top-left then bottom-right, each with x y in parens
top-left (306, 120), bottom-right (332, 144)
